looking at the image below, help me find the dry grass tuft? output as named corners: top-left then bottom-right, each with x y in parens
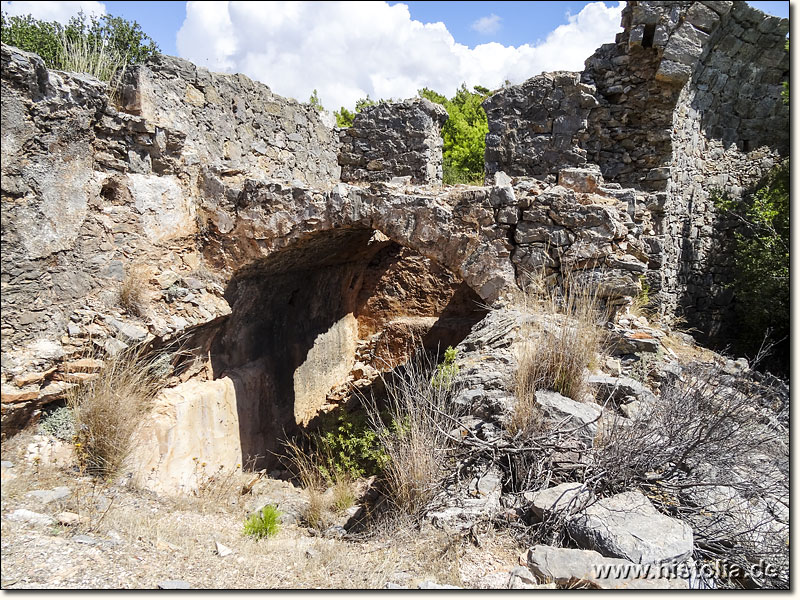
top-left (510, 269), bottom-right (607, 435)
top-left (362, 349), bottom-right (465, 517)
top-left (67, 343), bottom-right (169, 479)
top-left (118, 264), bottom-right (150, 317)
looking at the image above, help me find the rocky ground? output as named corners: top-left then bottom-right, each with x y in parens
top-left (1, 430), bottom-right (529, 590)
top-left (1, 305), bottom-right (789, 590)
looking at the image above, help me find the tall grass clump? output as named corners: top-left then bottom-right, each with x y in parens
top-left (58, 31), bottom-right (128, 98)
top-left (510, 269), bottom-right (607, 435)
top-left (363, 349), bottom-right (466, 516)
top-left (67, 343), bottom-right (169, 478)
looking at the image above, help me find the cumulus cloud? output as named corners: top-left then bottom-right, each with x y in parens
top-left (471, 13), bottom-right (501, 35)
top-left (176, 1), bottom-right (623, 111)
top-left (1, 1), bottom-right (105, 23)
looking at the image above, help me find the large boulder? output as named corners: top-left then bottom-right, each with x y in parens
top-left (525, 545), bottom-right (689, 589)
top-left (567, 491), bottom-right (694, 564)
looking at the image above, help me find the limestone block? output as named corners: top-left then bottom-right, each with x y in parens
top-left (130, 377), bottom-right (242, 495)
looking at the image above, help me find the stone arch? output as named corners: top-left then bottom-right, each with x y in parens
top-left (204, 224), bottom-right (488, 469)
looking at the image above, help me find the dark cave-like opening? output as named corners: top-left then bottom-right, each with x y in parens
top-left (205, 228), bottom-right (487, 469)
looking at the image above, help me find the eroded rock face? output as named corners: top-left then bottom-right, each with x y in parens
top-left (130, 377), bottom-right (241, 495)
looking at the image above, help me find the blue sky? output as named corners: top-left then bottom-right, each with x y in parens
top-left (0, 1), bottom-right (791, 109)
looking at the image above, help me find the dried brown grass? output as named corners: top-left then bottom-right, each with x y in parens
top-left (118, 264), bottom-right (149, 316)
top-left (362, 349), bottom-right (465, 517)
top-left (67, 343), bottom-right (169, 479)
top-left (510, 269), bottom-right (607, 435)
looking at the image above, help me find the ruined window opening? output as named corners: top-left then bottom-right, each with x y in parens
top-left (741, 139), bottom-right (751, 152)
top-left (642, 24), bottom-right (656, 48)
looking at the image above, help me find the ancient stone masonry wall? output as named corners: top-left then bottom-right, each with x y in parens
top-left (483, 72), bottom-right (599, 181)
top-left (664, 2), bottom-right (789, 334)
top-left (120, 53), bottom-right (340, 187)
top-left (0, 43), bottom-right (335, 433)
top-left (482, 1), bottom-right (788, 334)
top-left (338, 98), bottom-right (448, 184)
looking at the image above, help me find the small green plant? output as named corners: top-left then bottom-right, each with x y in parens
top-left (431, 346), bottom-right (459, 388)
top-left (243, 504), bottom-right (282, 539)
top-left (38, 405), bottom-right (75, 441)
top-left (308, 88), bottom-right (324, 113)
top-left (315, 409), bottom-right (389, 480)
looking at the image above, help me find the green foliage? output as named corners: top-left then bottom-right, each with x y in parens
top-left (1, 12), bottom-right (63, 65)
top-left (420, 84), bottom-right (490, 185)
top-left (713, 159), bottom-right (789, 369)
top-left (782, 39), bottom-right (789, 105)
top-left (243, 504), bottom-right (282, 539)
top-left (38, 406), bottom-right (75, 441)
top-left (431, 346), bottom-right (460, 388)
top-left (638, 275), bottom-right (650, 305)
top-left (1, 10), bottom-right (158, 83)
top-left (308, 88), bottom-right (324, 113)
top-left (334, 95), bottom-right (377, 127)
top-left (315, 409), bottom-right (390, 480)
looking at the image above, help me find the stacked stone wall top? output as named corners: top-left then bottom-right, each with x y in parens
top-left (483, 72), bottom-right (598, 181)
top-left (120, 53), bottom-right (341, 187)
top-left (338, 98), bottom-right (448, 185)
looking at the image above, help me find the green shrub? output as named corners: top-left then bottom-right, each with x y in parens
top-left (38, 406), bottom-right (75, 441)
top-left (243, 504), bottom-right (282, 539)
top-left (1, 10), bottom-right (158, 85)
top-left (431, 346), bottom-right (459, 388)
top-left (419, 84), bottom-right (490, 185)
top-left (315, 409), bottom-right (389, 480)
top-left (713, 159), bottom-right (789, 372)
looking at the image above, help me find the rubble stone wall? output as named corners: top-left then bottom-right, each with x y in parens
top-left (482, 1), bottom-right (789, 332)
top-left (120, 53), bottom-right (341, 187)
top-left (338, 98), bottom-right (448, 184)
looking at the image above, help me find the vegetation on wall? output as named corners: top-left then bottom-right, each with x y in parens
top-left (1, 10), bottom-right (158, 84)
top-left (419, 84), bottom-right (490, 185)
top-left (713, 158), bottom-right (789, 373)
top-left (329, 84), bottom-right (491, 185)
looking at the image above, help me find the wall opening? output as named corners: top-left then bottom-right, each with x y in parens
top-left (205, 228), bottom-right (487, 470)
top-left (642, 24), bottom-right (656, 48)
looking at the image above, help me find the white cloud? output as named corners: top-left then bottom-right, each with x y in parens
top-left (471, 13), bottom-right (501, 35)
top-left (176, 1), bottom-right (623, 111)
top-left (1, 1), bottom-right (105, 24)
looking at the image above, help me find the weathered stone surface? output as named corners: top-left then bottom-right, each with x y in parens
top-left (525, 545), bottom-right (689, 589)
top-left (7, 509), bottom-right (56, 526)
top-left (25, 486), bottom-right (72, 504)
top-left (121, 54), bottom-right (339, 187)
top-left (524, 482), bottom-right (592, 520)
top-left (338, 98), bottom-right (448, 184)
top-left (567, 491), bottom-right (694, 563)
top-left (534, 390), bottom-right (601, 446)
top-left (130, 377), bottom-right (242, 495)
top-left (588, 374), bottom-right (657, 406)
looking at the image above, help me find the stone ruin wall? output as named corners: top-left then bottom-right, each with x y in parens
top-left (0, 0), bottom-right (789, 488)
top-left (483, 0), bottom-right (789, 335)
top-left (337, 98), bottom-right (449, 184)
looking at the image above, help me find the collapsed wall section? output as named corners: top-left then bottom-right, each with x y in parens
top-left (338, 98), bottom-right (448, 184)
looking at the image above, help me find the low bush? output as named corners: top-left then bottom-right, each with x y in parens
top-left (363, 349), bottom-right (466, 516)
top-left (38, 405), bottom-right (75, 441)
top-left (67, 343), bottom-right (168, 478)
top-left (243, 504), bottom-right (281, 539)
top-left (590, 363), bottom-right (788, 587)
